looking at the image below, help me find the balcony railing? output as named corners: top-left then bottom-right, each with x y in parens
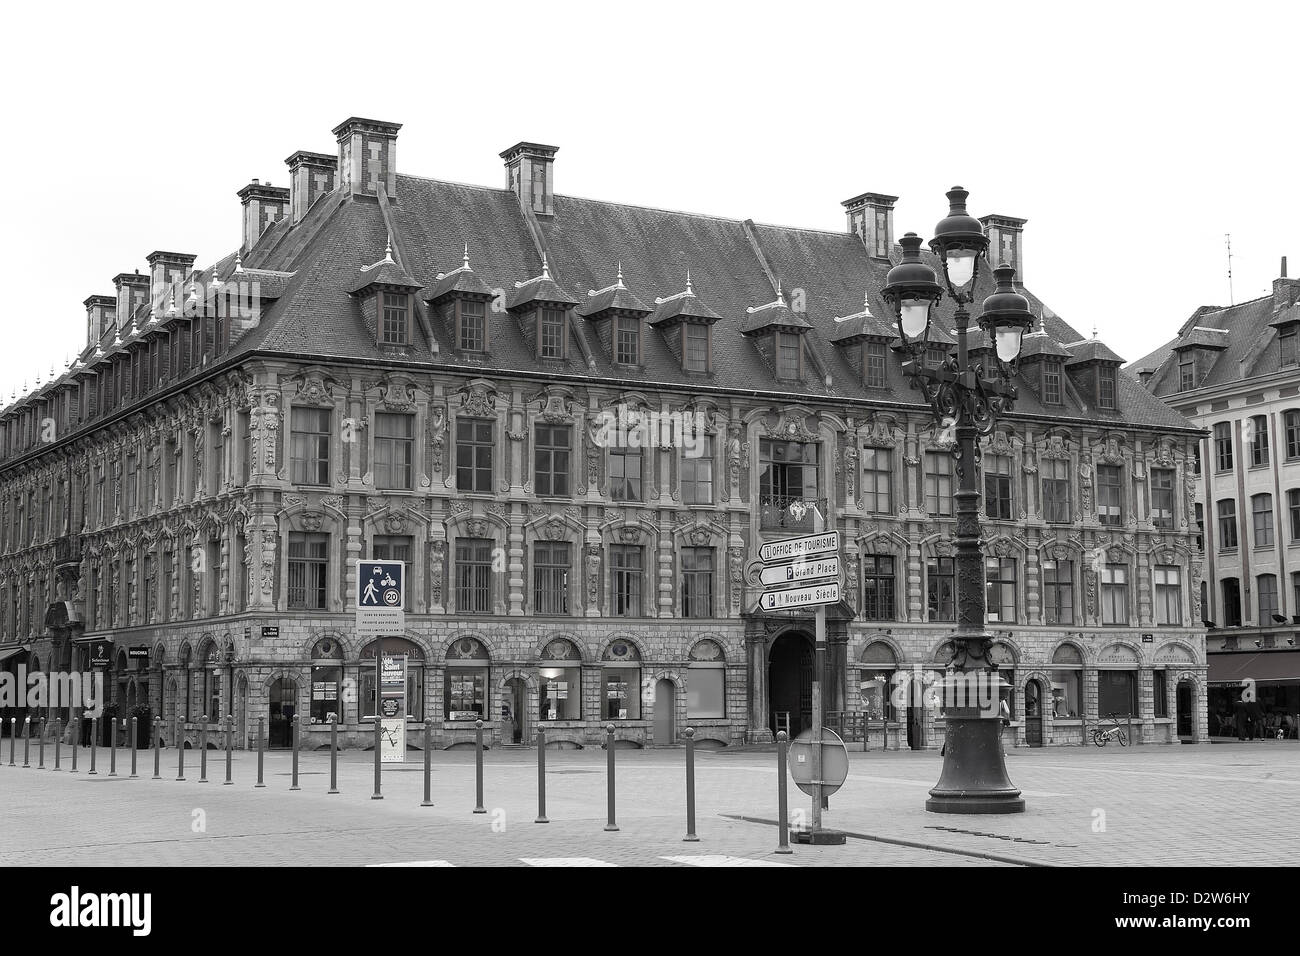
top-left (758, 496), bottom-right (826, 532)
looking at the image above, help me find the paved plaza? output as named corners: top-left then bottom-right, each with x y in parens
top-left (1, 739), bottom-right (1296, 867)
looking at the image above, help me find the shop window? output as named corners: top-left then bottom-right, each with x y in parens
top-left (686, 640), bottom-right (725, 719)
top-left (1050, 644), bottom-right (1083, 718)
top-left (1098, 669), bottom-right (1137, 717)
top-left (601, 639), bottom-right (642, 720)
top-left (539, 639), bottom-right (582, 720)
top-left (309, 636), bottom-right (344, 725)
top-left (858, 642), bottom-right (897, 722)
top-left (359, 637), bottom-right (425, 721)
top-left (444, 637), bottom-right (489, 721)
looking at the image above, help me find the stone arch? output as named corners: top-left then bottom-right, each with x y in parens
top-left (857, 530), bottom-right (908, 554)
top-left (535, 634), bottom-right (591, 664)
top-left (600, 631), bottom-right (649, 662)
top-left (1152, 640), bottom-right (1199, 666)
top-left (858, 635), bottom-right (905, 665)
top-left (1051, 639), bottom-right (1089, 665)
top-left (258, 669), bottom-right (304, 697)
top-left (443, 629), bottom-right (502, 662)
top-left (687, 637), bottom-right (727, 662)
top-left (1096, 640), bottom-right (1143, 665)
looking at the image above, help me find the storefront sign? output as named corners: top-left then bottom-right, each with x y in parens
top-left (379, 653), bottom-right (407, 763)
top-left (127, 646), bottom-right (149, 663)
top-left (1142, 633), bottom-right (1154, 643)
top-left (262, 626), bottom-right (280, 638)
top-left (89, 641), bottom-right (113, 668)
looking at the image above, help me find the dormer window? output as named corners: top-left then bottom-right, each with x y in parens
top-left (381, 293), bottom-right (409, 345)
top-left (650, 274), bottom-right (720, 374)
top-left (579, 267), bottom-right (652, 368)
top-left (1098, 366), bottom-right (1116, 409)
top-left (615, 316), bottom-right (641, 366)
top-left (1281, 326), bottom-right (1298, 367)
top-left (683, 323), bottom-right (710, 373)
top-left (458, 300), bottom-right (487, 352)
top-left (1042, 360), bottom-right (1062, 405)
top-left (539, 308), bottom-right (566, 360)
top-left (776, 332), bottom-right (802, 379)
top-left (1179, 354), bottom-right (1196, 391)
top-left (865, 342), bottom-right (886, 388)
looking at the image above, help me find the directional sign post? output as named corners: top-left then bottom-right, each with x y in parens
top-left (759, 555), bottom-right (840, 589)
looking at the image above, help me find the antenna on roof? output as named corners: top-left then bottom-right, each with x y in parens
top-left (1226, 233), bottom-right (1234, 306)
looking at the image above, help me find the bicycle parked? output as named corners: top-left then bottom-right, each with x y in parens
top-left (1092, 712), bottom-right (1128, 747)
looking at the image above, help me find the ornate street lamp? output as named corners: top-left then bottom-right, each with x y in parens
top-left (882, 186), bottom-right (1035, 814)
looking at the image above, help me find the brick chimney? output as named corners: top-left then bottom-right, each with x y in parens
top-left (501, 142), bottom-right (559, 216)
top-left (333, 117), bottom-right (401, 200)
top-left (842, 192), bottom-right (898, 261)
top-left (980, 214), bottom-right (1028, 281)
top-left (238, 181), bottom-right (290, 252)
top-left (145, 251), bottom-right (197, 316)
top-left (83, 295), bottom-right (116, 349)
top-left (113, 272), bottom-right (150, 332)
top-left (1276, 256), bottom-right (1300, 308)
top-left (285, 150), bottom-right (338, 223)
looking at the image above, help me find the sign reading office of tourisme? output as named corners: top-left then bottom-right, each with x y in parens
top-left (758, 531), bottom-right (839, 565)
top-left (355, 560), bottom-right (405, 635)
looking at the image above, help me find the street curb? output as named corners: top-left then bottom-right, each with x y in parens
top-left (721, 813), bottom-right (1051, 867)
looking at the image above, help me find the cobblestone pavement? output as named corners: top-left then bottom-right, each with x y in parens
top-left (0, 739), bottom-right (1295, 866)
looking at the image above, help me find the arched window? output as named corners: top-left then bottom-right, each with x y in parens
top-left (990, 642), bottom-right (1016, 717)
top-left (687, 640), bottom-right (726, 719)
top-left (359, 637), bottom-right (425, 722)
top-left (1050, 644), bottom-right (1083, 718)
top-left (309, 636), bottom-right (344, 725)
top-left (858, 642), bottom-right (897, 722)
top-left (444, 638), bottom-right (489, 721)
top-left (199, 640), bottom-right (221, 722)
top-left (178, 644), bottom-right (192, 721)
top-left (601, 639), bottom-right (641, 720)
top-left (538, 638), bottom-right (582, 721)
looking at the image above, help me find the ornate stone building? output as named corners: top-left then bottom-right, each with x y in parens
top-left (0, 117), bottom-right (1206, 751)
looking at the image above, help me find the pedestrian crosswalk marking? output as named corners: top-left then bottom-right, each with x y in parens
top-left (661, 855), bottom-right (796, 867)
top-left (519, 857), bottom-right (618, 867)
top-left (366, 860), bottom-right (455, 867)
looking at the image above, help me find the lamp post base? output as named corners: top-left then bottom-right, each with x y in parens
top-left (792, 828), bottom-right (847, 845)
top-left (926, 715), bottom-right (1025, 815)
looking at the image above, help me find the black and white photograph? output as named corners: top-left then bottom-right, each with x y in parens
top-left (0, 0), bottom-right (1293, 936)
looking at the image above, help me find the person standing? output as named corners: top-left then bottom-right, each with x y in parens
top-left (1233, 698), bottom-right (1248, 740)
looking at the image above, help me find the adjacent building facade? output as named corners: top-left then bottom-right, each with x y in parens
top-left (1134, 263), bottom-right (1300, 737)
top-left (0, 117), bottom-right (1207, 752)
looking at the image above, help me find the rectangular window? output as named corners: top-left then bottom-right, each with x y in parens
top-left (608, 447), bottom-right (643, 502)
top-left (1250, 416), bottom-right (1270, 467)
top-left (1096, 464), bottom-right (1122, 526)
top-left (680, 436), bottom-right (714, 505)
top-left (1258, 574), bottom-right (1279, 623)
top-left (1252, 493), bottom-right (1274, 548)
top-left (1042, 560), bottom-right (1074, 624)
top-left (1042, 361), bottom-right (1062, 405)
top-left (287, 532), bottom-right (328, 610)
top-left (1099, 670), bottom-right (1137, 717)
top-left (290, 407), bottom-right (331, 486)
top-left (611, 545), bottom-right (642, 617)
top-left (1150, 468), bottom-right (1175, 530)
top-left (1287, 411), bottom-right (1300, 460)
top-left (1281, 327), bottom-right (1298, 367)
top-left (687, 663), bottom-right (725, 718)
top-left (925, 451), bottom-right (954, 517)
top-left (1154, 565), bottom-right (1182, 626)
top-left (533, 541), bottom-right (571, 615)
top-left (1098, 367), bottom-right (1116, 409)
top-left (861, 447), bottom-right (892, 514)
top-left (1222, 578), bottom-right (1242, 627)
top-left (927, 557), bottom-right (955, 622)
top-left (538, 666), bottom-right (581, 721)
top-left (380, 292), bottom-right (408, 345)
top-left (372, 535), bottom-right (412, 608)
top-left (1153, 669), bottom-right (1169, 718)
top-left (1193, 443), bottom-right (1202, 476)
top-left (454, 537), bottom-right (493, 614)
top-left (681, 547), bottom-right (714, 619)
top-left (458, 299), bottom-right (486, 352)
top-left (776, 332), bottom-right (801, 379)
top-left (862, 555), bottom-right (896, 621)
top-left (1179, 356), bottom-right (1195, 391)
top-left (1214, 422), bottom-right (1233, 471)
top-left (538, 308), bottom-right (565, 360)
top-left (533, 424), bottom-right (571, 497)
top-left (865, 342), bottom-right (886, 388)
top-left (1290, 489), bottom-right (1300, 541)
top-left (683, 323), bottom-right (710, 372)
top-left (759, 439), bottom-right (819, 528)
top-left (455, 418), bottom-right (494, 493)
top-left (373, 413), bottom-right (414, 490)
top-left (615, 316), bottom-right (640, 365)
top-left (1100, 564), bottom-right (1128, 625)
top-left (985, 557), bottom-right (1016, 623)
top-left (984, 455), bottom-right (1013, 520)
top-left (444, 666), bottom-right (488, 721)
top-left (1042, 457), bottom-right (1072, 523)
top-left (1217, 498), bottom-right (1238, 550)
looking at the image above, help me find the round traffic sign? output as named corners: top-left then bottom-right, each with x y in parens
top-left (788, 727), bottom-right (849, 797)
top-left (381, 699), bottom-right (401, 718)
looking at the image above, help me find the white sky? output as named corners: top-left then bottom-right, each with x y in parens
top-left (0, 0), bottom-right (1294, 396)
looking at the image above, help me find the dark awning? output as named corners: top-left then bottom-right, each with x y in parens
top-left (1208, 651), bottom-right (1300, 684)
top-left (0, 644), bottom-right (30, 664)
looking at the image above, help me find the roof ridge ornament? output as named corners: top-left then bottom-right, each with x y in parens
top-left (463, 243), bottom-right (471, 272)
top-left (616, 261), bottom-right (625, 289)
top-left (541, 252), bottom-right (551, 281)
top-left (234, 253), bottom-right (244, 274)
top-left (654, 270), bottom-right (698, 305)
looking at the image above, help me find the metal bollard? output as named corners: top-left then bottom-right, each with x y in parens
top-left (7, 717), bottom-right (13, 765)
top-left (776, 730), bottom-right (792, 854)
top-left (254, 716), bottom-right (265, 788)
top-left (176, 718), bottom-right (185, 781)
top-left (198, 715), bottom-right (209, 783)
top-left (684, 727), bottom-right (699, 842)
top-left (70, 718), bottom-right (79, 772)
top-left (38, 717), bottom-right (46, 769)
top-left (290, 715), bottom-right (301, 791)
top-left (535, 728), bottom-right (548, 823)
top-left (371, 710), bottom-right (382, 800)
top-left (604, 724), bottom-right (619, 832)
top-left (89, 718), bottom-right (99, 774)
top-left (421, 718), bottom-right (433, 807)
top-left (223, 715), bottom-right (233, 785)
top-left (473, 719), bottom-right (486, 814)
top-left (152, 724), bottom-right (161, 780)
top-left (109, 719), bottom-right (118, 776)
top-left (22, 717), bottom-right (30, 767)
top-left (328, 715), bottom-right (338, 794)
top-left (130, 717), bottom-right (138, 778)
top-left (54, 718), bottom-right (62, 770)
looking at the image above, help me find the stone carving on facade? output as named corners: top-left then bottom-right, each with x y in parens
top-left (537, 392), bottom-right (574, 423)
top-left (617, 526), bottom-right (643, 545)
top-left (429, 540), bottom-right (446, 606)
top-left (586, 544), bottom-right (601, 608)
top-left (724, 423), bottom-right (742, 502)
top-left (932, 538), bottom-right (956, 557)
top-left (1097, 436), bottom-right (1124, 465)
top-left (384, 513), bottom-right (408, 535)
top-left (728, 546), bottom-right (744, 610)
top-left (1190, 560), bottom-right (1203, 618)
top-left (842, 439), bottom-right (858, 501)
top-left (1040, 434), bottom-right (1071, 459)
top-left (1078, 454), bottom-right (1093, 513)
top-left (447, 500), bottom-right (470, 516)
top-left (300, 512), bottom-right (323, 533)
top-left (542, 517), bottom-right (566, 541)
top-left (465, 518), bottom-right (489, 539)
top-left (458, 380), bottom-right (498, 418)
top-left (770, 408), bottom-right (820, 444)
top-left (427, 406), bottom-right (447, 476)
top-left (291, 370), bottom-right (338, 406)
top-left (1085, 568), bottom-right (1099, 618)
top-left (371, 374), bottom-right (417, 412)
top-left (584, 419), bottom-right (603, 492)
top-left (844, 554), bottom-right (859, 612)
